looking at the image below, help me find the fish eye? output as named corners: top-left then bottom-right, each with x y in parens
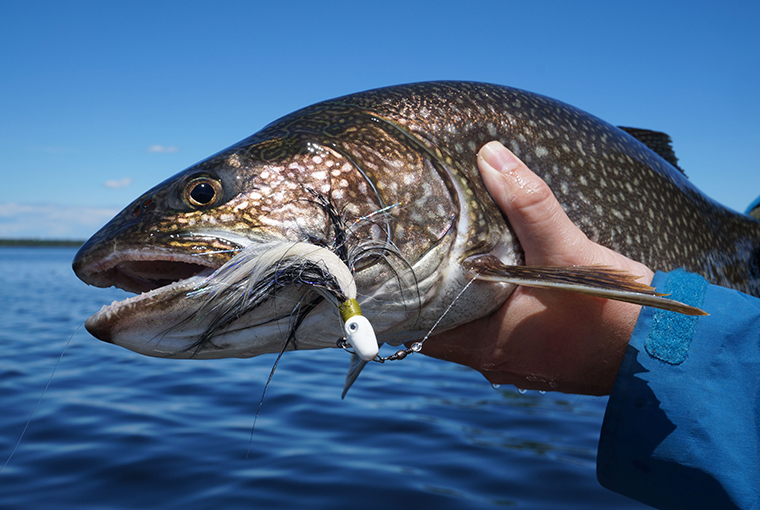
top-left (181, 174), bottom-right (224, 208)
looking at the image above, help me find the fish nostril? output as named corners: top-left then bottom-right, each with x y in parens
top-left (131, 198), bottom-right (154, 218)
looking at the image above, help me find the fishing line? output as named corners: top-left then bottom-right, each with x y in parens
top-left (190, 247), bottom-right (243, 257)
top-left (244, 340), bottom-right (288, 459)
top-left (416, 272), bottom-right (481, 348)
top-left (338, 272), bottom-right (480, 362)
top-left (245, 296), bottom-right (321, 458)
top-left (1, 323), bottom-right (81, 473)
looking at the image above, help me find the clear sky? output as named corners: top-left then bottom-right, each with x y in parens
top-left (1, 0), bottom-right (758, 239)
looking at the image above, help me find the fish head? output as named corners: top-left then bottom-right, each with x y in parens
top-left (73, 91), bottom-right (523, 362)
top-left (74, 134), bottom-right (373, 357)
top-left (73, 124), bottom-right (498, 359)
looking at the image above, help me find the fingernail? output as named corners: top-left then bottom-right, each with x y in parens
top-left (479, 141), bottom-right (519, 174)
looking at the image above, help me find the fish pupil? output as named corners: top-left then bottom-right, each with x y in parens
top-left (190, 182), bottom-right (216, 204)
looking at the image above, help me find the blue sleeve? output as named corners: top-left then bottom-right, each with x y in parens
top-left (597, 269), bottom-right (760, 510)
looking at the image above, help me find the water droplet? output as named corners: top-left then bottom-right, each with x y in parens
top-left (538, 390), bottom-right (546, 395)
top-left (491, 383), bottom-right (501, 390)
top-left (517, 388), bottom-right (527, 394)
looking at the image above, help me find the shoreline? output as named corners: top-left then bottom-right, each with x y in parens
top-left (0, 239), bottom-right (84, 247)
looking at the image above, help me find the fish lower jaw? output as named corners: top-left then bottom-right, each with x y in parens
top-left (86, 294), bottom-right (344, 360)
top-left (84, 273), bottom-right (210, 344)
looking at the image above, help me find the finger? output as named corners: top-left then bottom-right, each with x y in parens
top-left (478, 141), bottom-right (589, 265)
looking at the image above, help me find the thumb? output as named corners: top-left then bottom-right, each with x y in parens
top-left (477, 141), bottom-right (590, 266)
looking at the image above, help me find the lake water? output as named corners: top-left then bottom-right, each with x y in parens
top-left (0, 247), bottom-right (649, 509)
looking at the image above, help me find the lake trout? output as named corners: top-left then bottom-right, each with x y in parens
top-left (72, 82), bottom-right (760, 380)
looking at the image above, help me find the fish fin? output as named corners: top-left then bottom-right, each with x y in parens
top-left (618, 127), bottom-right (683, 173)
top-left (463, 254), bottom-right (708, 316)
top-left (746, 195), bottom-right (760, 221)
top-left (342, 354), bottom-right (369, 399)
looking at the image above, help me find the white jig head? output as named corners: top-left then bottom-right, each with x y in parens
top-left (340, 298), bottom-right (378, 361)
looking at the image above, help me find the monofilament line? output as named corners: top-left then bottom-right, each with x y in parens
top-left (1, 324), bottom-right (80, 473)
top-left (355, 272), bottom-right (480, 363)
top-left (415, 272), bottom-right (481, 348)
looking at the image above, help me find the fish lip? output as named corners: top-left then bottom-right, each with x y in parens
top-left (73, 231), bottom-right (256, 293)
top-left (73, 232), bottom-right (254, 344)
top-left (76, 247), bottom-right (222, 343)
top-left (83, 272), bottom-right (210, 344)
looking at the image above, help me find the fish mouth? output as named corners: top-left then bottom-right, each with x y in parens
top-left (81, 254), bottom-right (219, 294)
top-left (74, 246), bottom-right (225, 294)
top-left (73, 240), bottom-right (242, 346)
top-left (74, 239), bottom-right (350, 359)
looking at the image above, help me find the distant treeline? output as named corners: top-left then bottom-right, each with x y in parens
top-left (0, 239), bottom-right (84, 247)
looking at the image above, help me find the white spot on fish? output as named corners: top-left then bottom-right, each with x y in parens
top-left (535, 146), bottom-right (548, 158)
top-left (228, 154), bottom-right (244, 168)
top-left (509, 140), bottom-right (520, 155)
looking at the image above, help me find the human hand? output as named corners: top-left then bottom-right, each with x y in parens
top-left (418, 141), bottom-right (654, 396)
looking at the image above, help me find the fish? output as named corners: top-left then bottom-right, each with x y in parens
top-left (72, 81), bottom-right (760, 390)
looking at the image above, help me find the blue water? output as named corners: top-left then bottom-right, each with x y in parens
top-left (0, 247), bottom-right (648, 509)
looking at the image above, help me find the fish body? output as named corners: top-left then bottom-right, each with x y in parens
top-left (72, 82), bottom-right (760, 360)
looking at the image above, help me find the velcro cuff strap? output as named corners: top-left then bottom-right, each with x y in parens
top-left (645, 268), bottom-right (708, 364)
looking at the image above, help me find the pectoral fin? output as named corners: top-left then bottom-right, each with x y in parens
top-left (463, 254), bottom-right (708, 316)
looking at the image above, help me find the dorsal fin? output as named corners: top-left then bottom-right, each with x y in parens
top-left (746, 196), bottom-right (760, 221)
top-left (618, 127), bottom-right (683, 173)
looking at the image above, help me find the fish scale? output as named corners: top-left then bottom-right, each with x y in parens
top-left (256, 82), bottom-right (759, 284)
top-left (72, 82), bottom-right (760, 363)
top-left (327, 81), bottom-right (760, 292)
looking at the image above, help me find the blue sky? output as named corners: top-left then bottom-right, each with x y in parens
top-left (1, 0), bottom-right (758, 239)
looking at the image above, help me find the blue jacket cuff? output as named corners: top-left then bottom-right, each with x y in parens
top-left (597, 270), bottom-right (760, 509)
